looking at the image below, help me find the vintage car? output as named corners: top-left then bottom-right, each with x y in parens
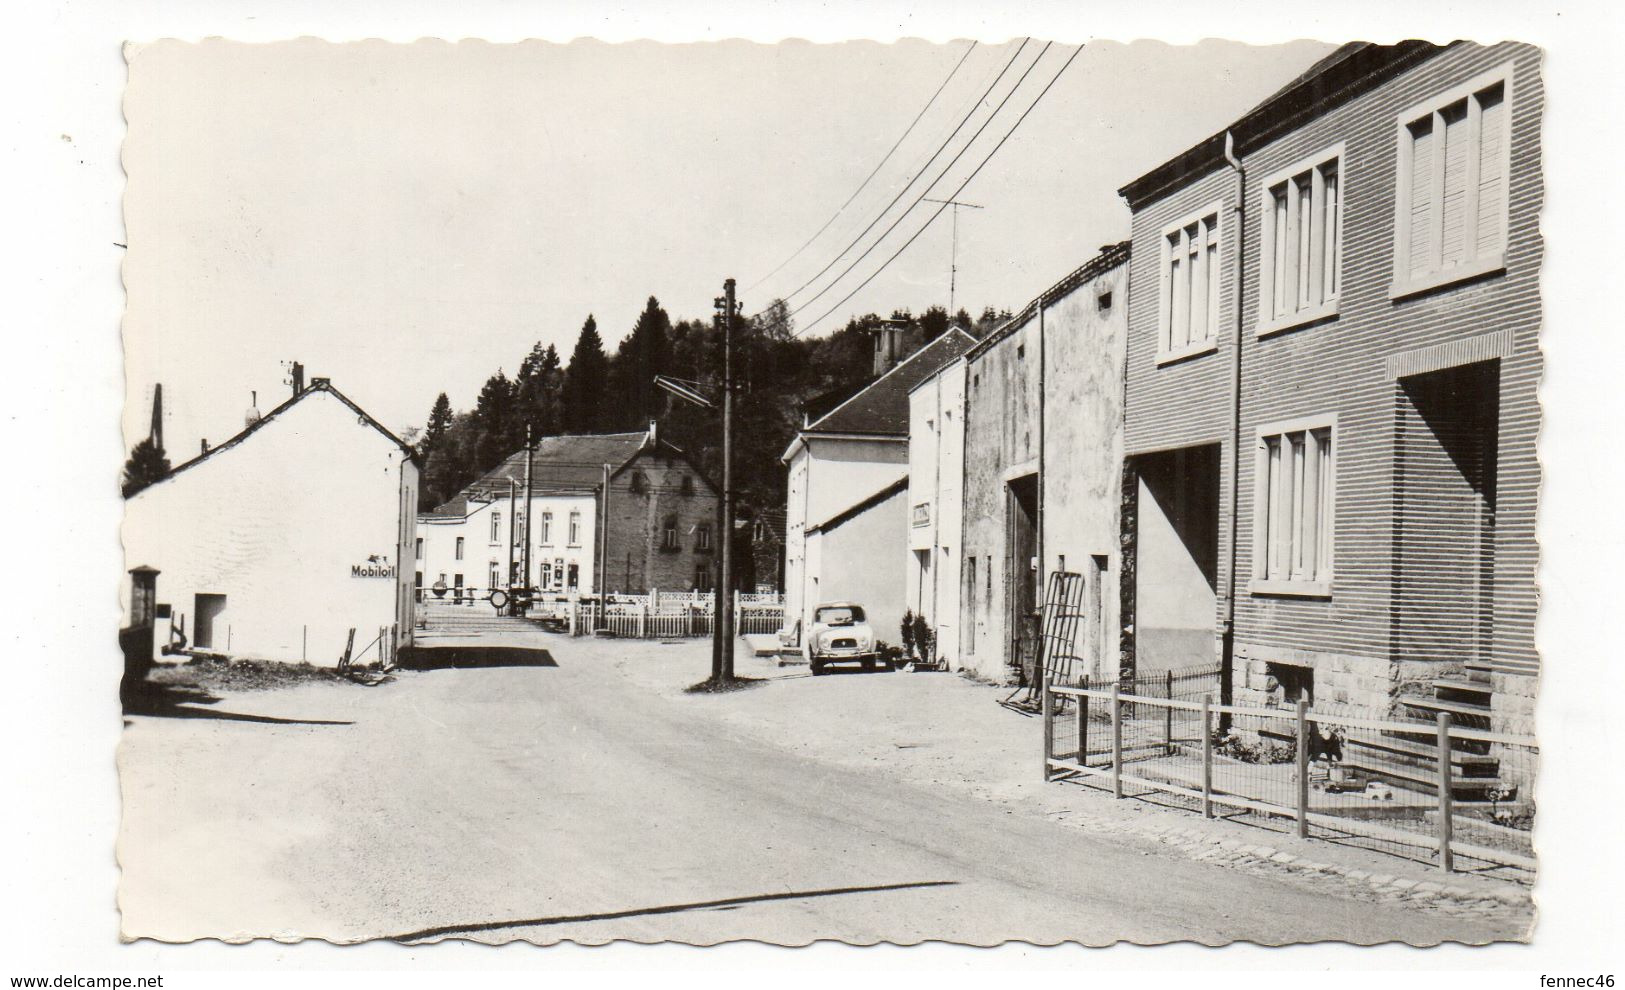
top-left (804, 601), bottom-right (888, 674)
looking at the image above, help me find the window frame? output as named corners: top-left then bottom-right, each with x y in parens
top-left (1156, 200), bottom-right (1225, 365)
top-left (1389, 61), bottom-right (1516, 300)
top-left (1257, 142), bottom-right (1346, 337)
top-left (568, 510), bottom-right (582, 547)
top-left (1249, 413), bottom-right (1337, 598)
top-left (539, 511), bottom-right (552, 546)
top-left (489, 511), bottom-right (501, 545)
top-left (454, 536), bottom-right (464, 561)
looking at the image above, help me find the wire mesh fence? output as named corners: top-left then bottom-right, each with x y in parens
top-left (1043, 682), bottom-right (1536, 881)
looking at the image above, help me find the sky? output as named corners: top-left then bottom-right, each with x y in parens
top-left (122, 36), bottom-right (1334, 453)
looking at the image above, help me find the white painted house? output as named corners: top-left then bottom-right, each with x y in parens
top-left (780, 328), bottom-right (976, 647)
top-left (417, 489), bottom-right (597, 603)
top-left (905, 355), bottom-right (966, 665)
top-left (122, 380), bottom-right (419, 664)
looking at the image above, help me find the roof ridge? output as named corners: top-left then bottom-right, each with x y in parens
top-left (804, 327), bottom-right (975, 434)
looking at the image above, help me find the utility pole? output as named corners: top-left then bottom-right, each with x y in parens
top-left (714, 278), bottom-right (740, 682)
top-left (923, 197), bottom-right (983, 316)
top-left (521, 424), bottom-right (534, 615)
top-left (505, 478), bottom-right (517, 608)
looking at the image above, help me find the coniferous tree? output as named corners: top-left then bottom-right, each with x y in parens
top-left (562, 315), bottom-right (609, 433)
top-left (472, 370), bottom-right (518, 470)
top-left (516, 342), bottom-right (564, 437)
top-left (121, 437), bottom-right (170, 498)
top-left (612, 296), bottom-right (673, 429)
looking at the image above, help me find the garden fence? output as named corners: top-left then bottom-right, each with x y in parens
top-left (1041, 682), bottom-right (1536, 880)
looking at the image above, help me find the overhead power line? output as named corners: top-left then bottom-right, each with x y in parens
top-left (744, 41), bottom-right (978, 296)
top-left (788, 40), bottom-right (1055, 327)
top-left (793, 43), bottom-right (1085, 339)
top-left (775, 39), bottom-right (1032, 307)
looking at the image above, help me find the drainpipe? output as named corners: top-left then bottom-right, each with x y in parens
top-left (1035, 299), bottom-right (1047, 672)
top-left (1221, 129), bottom-right (1245, 716)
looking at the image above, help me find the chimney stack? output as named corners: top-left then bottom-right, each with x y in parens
top-left (245, 390), bottom-right (262, 428)
top-left (291, 362), bottom-right (305, 397)
top-left (149, 383), bottom-right (164, 452)
top-left (200, 438), bottom-right (209, 454)
top-left (646, 419), bottom-right (658, 447)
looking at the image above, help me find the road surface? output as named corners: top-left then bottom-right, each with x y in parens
top-left (118, 631), bottom-right (1518, 945)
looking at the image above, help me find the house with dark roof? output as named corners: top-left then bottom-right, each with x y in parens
top-left (121, 378), bottom-right (420, 664)
top-left (779, 328), bottom-right (976, 647)
top-left (416, 422), bottom-right (721, 602)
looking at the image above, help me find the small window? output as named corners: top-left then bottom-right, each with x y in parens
top-left (1158, 203), bottom-right (1223, 363)
top-left (487, 562), bottom-right (499, 591)
top-left (1392, 63), bottom-right (1513, 298)
top-left (490, 512), bottom-right (501, 544)
top-left (1265, 662), bottom-right (1315, 708)
top-left (568, 511), bottom-right (581, 546)
top-left (414, 537), bottom-right (422, 559)
top-left (630, 471), bottom-right (647, 495)
top-left (1016, 343), bottom-right (1026, 359)
top-left (694, 564), bottom-right (711, 592)
top-left (662, 516), bottom-right (680, 551)
top-left (696, 523), bottom-right (712, 552)
top-left (567, 563), bottom-right (579, 590)
top-left (1096, 290), bottom-right (1112, 312)
top-left (540, 511), bottom-right (552, 545)
top-left (1252, 417), bottom-right (1335, 596)
top-left (455, 536), bottom-right (464, 561)
top-left (680, 474), bottom-right (695, 496)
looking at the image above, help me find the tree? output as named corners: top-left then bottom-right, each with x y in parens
top-left (562, 314), bottom-right (610, 433)
top-left (611, 296), bottom-right (673, 429)
top-left (472, 370), bottom-right (519, 471)
top-left (121, 437), bottom-right (170, 498)
top-left (516, 342), bottom-right (564, 437)
top-left (421, 392), bottom-right (453, 457)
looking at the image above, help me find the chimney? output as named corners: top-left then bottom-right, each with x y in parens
top-left (311, 376), bottom-right (331, 389)
top-left (245, 390), bottom-right (262, 429)
top-left (871, 324), bottom-right (904, 376)
top-left (646, 419), bottom-right (658, 447)
top-left (149, 383), bottom-right (164, 452)
top-left (200, 438), bottom-right (209, 454)
top-left (291, 361), bottom-right (305, 398)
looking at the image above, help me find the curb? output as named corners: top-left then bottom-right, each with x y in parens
top-left (1054, 808), bottom-right (1532, 909)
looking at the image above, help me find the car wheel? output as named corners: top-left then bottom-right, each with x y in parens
top-left (810, 660), bottom-right (825, 676)
top-left (862, 658), bottom-right (875, 672)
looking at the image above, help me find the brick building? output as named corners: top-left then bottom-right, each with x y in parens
top-left (418, 423), bottom-right (722, 599)
top-left (1116, 42), bottom-right (1542, 735)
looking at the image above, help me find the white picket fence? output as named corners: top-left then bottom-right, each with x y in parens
top-left (536, 590), bottom-right (784, 640)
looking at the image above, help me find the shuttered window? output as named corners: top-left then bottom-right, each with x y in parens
top-left (1158, 203), bottom-right (1223, 362)
top-left (1392, 64), bottom-right (1514, 298)
top-left (1258, 145), bottom-right (1343, 334)
top-left (1252, 417), bottom-right (1335, 597)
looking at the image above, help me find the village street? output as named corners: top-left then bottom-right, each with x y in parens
top-left (118, 625), bottom-right (1527, 946)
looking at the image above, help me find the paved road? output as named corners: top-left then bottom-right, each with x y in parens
top-left (119, 631), bottom-right (1514, 945)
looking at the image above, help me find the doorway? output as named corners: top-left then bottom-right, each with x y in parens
top-left (1007, 473), bottom-right (1040, 680)
top-left (193, 593), bottom-right (227, 650)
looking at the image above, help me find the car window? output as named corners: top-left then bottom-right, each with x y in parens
top-left (815, 606), bottom-right (864, 625)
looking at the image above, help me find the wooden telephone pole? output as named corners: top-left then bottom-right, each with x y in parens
top-left (711, 278), bottom-right (740, 682)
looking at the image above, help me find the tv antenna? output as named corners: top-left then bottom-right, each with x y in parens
top-left (923, 197), bottom-right (984, 316)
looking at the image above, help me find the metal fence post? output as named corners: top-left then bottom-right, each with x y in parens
top-left (1437, 711), bottom-right (1454, 873)
top-left (1164, 669), bottom-right (1174, 755)
top-left (1111, 683), bottom-right (1123, 799)
top-left (1041, 680), bottom-right (1054, 782)
top-left (1201, 695), bottom-right (1214, 818)
top-left (1295, 699), bottom-right (1310, 839)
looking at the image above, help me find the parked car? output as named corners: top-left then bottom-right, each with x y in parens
top-left (805, 601), bottom-right (889, 674)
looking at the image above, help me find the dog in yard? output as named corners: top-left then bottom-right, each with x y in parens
top-left (1307, 723), bottom-right (1344, 763)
